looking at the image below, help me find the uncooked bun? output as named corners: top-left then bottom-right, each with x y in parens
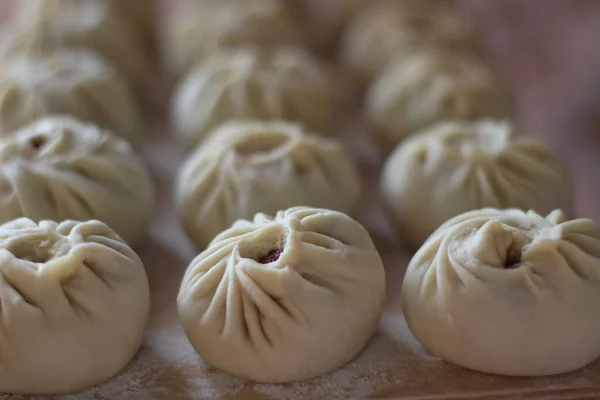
top-left (175, 121), bottom-right (361, 249)
top-left (178, 206), bottom-right (385, 382)
top-left (380, 120), bottom-right (574, 249)
top-left (2, 0), bottom-right (150, 88)
top-left (341, 0), bottom-right (477, 81)
top-left (402, 208), bottom-right (600, 376)
top-left (172, 47), bottom-right (335, 146)
top-left (367, 50), bottom-right (509, 148)
top-left (164, 0), bottom-right (305, 76)
top-left (0, 49), bottom-right (143, 143)
top-left (0, 116), bottom-right (155, 246)
top-left (0, 218), bottom-right (149, 394)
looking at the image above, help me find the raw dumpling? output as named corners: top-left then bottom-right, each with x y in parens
top-left (367, 50), bottom-right (510, 148)
top-left (178, 206), bottom-right (386, 382)
top-left (0, 218), bottom-right (149, 394)
top-left (2, 0), bottom-right (150, 88)
top-left (0, 116), bottom-right (155, 246)
top-left (402, 208), bottom-right (600, 376)
top-left (341, 0), bottom-right (478, 81)
top-left (380, 120), bottom-right (574, 249)
top-left (175, 121), bottom-right (361, 249)
top-left (172, 47), bottom-right (335, 146)
top-left (0, 49), bottom-right (143, 143)
top-left (163, 0), bottom-right (305, 76)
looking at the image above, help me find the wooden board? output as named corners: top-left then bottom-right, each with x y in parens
top-left (2, 1), bottom-right (600, 399)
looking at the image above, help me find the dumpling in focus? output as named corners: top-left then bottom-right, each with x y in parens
top-left (175, 121), bottom-right (361, 249)
top-left (402, 208), bottom-right (600, 376)
top-left (178, 206), bottom-right (386, 382)
top-left (163, 0), bottom-right (305, 76)
top-left (0, 218), bottom-right (149, 394)
top-left (2, 0), bottom-right (151, 88)
top-left (380, 120), bottom-right (574, 249)
top-left (341, 0), bottom-right (478, 81)
top-left (367, 50), bottom-right (510, 148)
top-left (0, 116), bottom-right (155, 246)
top-left (172, 47), bottom-right (335, 146)
top-left (0, 49), bottom-right (143, 143)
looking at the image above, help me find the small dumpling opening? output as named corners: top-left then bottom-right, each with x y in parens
top-left (257, 249), bottom-right (282, 264)
top-left (238, 226), bottom-right (287, 265)
top-left (234, 133), bottom-right (289, 157)
top-left (504, 242), bottom-right (522, 268)
top-left (8, 238), bottom-right (60, 263)
top-left (29, 135), bottom-right (47, 150)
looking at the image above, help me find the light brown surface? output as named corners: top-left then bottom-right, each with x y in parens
top-left (2, 1), bottom-right (600, 399)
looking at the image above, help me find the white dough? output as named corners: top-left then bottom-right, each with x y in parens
top-left (380, 120), bottom-right (574, 249)
top-left (163, 0), bottom-right (305, 76)
top-left (341, 0), bottom-right (477, 81)
top-left (175, 121), bottom-right (361, 249)
top-left (0, 49), bottom-right (143, 143)
top-left (178, 206), bottom-right (386, 382)
top-left (402, 208), bottom-right (600, 376)
top-left (172, 47), bottom-right (335, 146)
top-left (0, 116), bottom-right (155, 247)
top-left (2, 0), bottom-right (151, 88)
top-left (367, 50), bottom-right (510, 148)
top-left (0, 218), bottom-right (149, 394)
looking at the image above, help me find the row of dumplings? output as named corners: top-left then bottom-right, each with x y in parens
top-left (167, 0), bottom-right (600, 387)
top-left (339, 0), bottom-right (600, 381)
top-left (0, 0), bottom-right (157, 395)
top-left (165, 0), bottom-right (358, 249)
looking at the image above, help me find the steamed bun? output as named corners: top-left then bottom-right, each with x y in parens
top-left (402, 208), bottom-right (600, 376)
top-left (164, 0), bottom-right (305, 76)
top-left (0, 218), bottom-right (149, 394)
top-left (175, 121), bottom-right (361, 249)
top-left (172, 47), bottom-right (335, 146)
top-left (178, 206), bottom-right (386, 382)
top-left (380, 120), bottom-right (574, 249)
top-left (0, 49), bottom-right (143, 143)
top-left (2, 0), bottom-right (150, 88)
top-left (0, 116), bottom-right (155, 246)
top-left (342, 0), bottom-right (478, 81)
top-left (367, 50), bottom-right (510, 148)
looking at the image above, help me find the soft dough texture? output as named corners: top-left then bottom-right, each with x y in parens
top-left (178, 206), bottom-right (386, 382)
top-left (172, 47), bottom-right (335, 146)
top-left (163, 0), bottom-right (305, 76)
top-left (367, 50), bottom-right (509, 148)
top-left (176, 121), bottom-right (361, 249)
top-left (0, 116), bottom-right (155, 246)
top-left (2, 0), bottom-right (150, 88)
top-left (380, 120), bottom-right (574, 249)
top-left (0, 49), bottom-right (143, 143)
top-left (0, 218), bottom-right (149, 394)
top-left (402, 208), bottom-right (600, 376)
top-left (342, 0), bottom-right (477, 81)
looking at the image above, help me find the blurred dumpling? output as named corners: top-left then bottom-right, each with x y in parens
top-left (0, 218), bottom-right (149, 394)
top-left (380, 120), bottom-right (574, 249)
top-left (367, 50), bottom-right (510, 148)
top-left (2, 0), bottom-right (151, 88)
top-left (402, 208), bottom-right (600, 376)
top-left (341, 0), bottom-right (478, 81)
top-left (171, 47), bottom-right (335, 146)
top-left (175, 121), bottom-right (361, 249)
top-left (0, 116), bottom-right (155, 246)
top-left (163, 0), bottom-right (305, 76)
top-left (0, 49), bottom-right (143, 143)
top-left (178, 206), bottom-right (386, 382)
